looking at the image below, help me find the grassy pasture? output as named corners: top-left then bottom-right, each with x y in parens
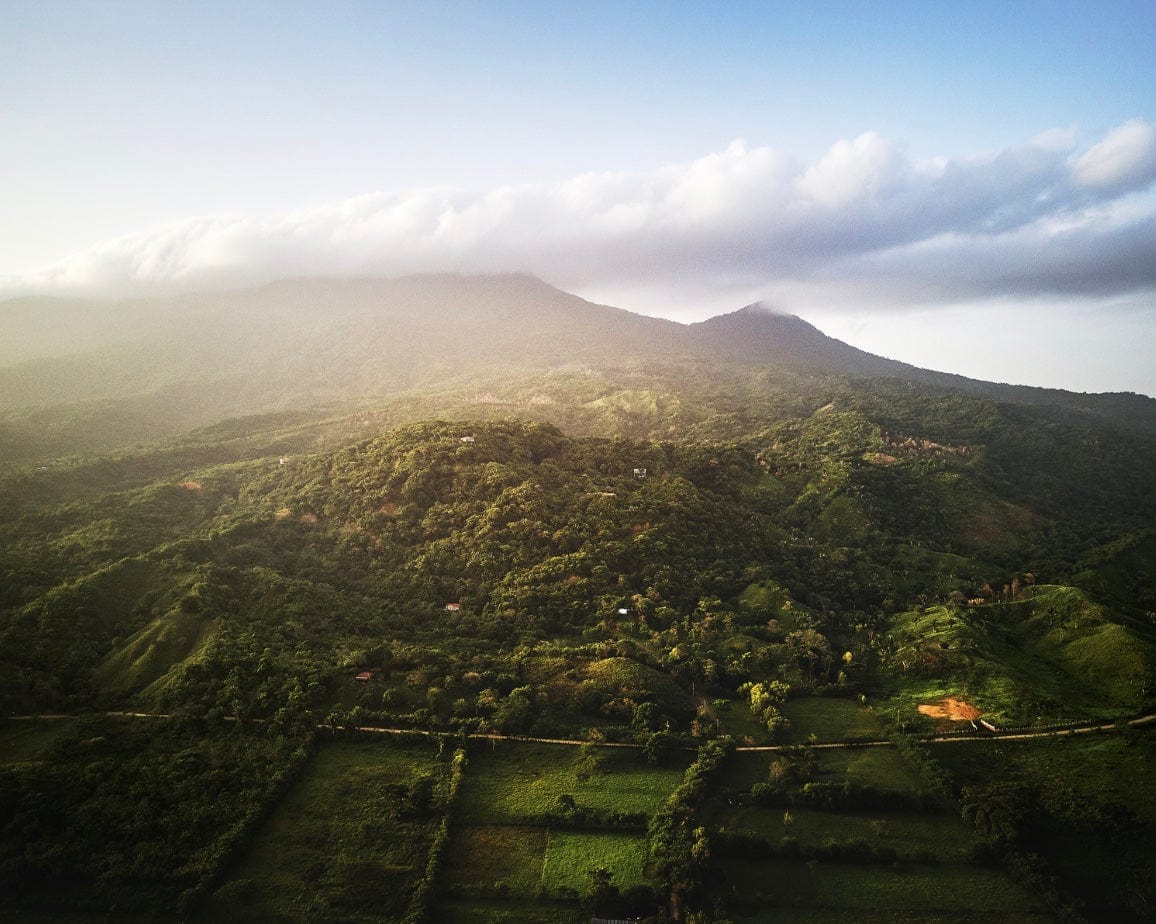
top-left (715, 698), bottom-right (772, 743)
top-left (540, 830), bottom-right (649, 894)
top-left (443, 825), bottom-right (548, 898)
top-left (457, 740), bottom-right (687, 824)
top-left (712, 804), bottom-right (981, 862)
top-left (815, 745), bottom-right (927, 793)
top-left (437, 897), bottom-right (584, 923)
top-left (781, 697), bottom-right (883, 743)
top-left (207, 737), bottom-right (443, 922)
top-left (720, 859), bottom-right (1045, 920)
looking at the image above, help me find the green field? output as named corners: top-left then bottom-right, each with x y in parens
top-left (720, 859), bottom-right (1046, 921)
top-left (712, 804), bottom-right (981, 862)
top-left (781, 697), bottom-right (884, 743)
top-left (0, 717), bottom-right (305, 917)
top-left (540, 830), bottom-right (649, 893)
top-left (457, 741), bottom-right (688, 824)
top-left (436, 897), bottom-right (585, 923)
top-left (204, 737), bottom-right (444, 922)
top-left (815, 745), bottom-right (927, 792)
top-left (439, 825), bottom-right (649, 910)
top-left (443, 825), bottom-right (549, 898)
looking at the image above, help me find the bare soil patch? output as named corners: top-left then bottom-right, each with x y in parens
top-left (180, 481), bottom-right (203, 491)
top-left (918, 696), bottom-right (980, 721)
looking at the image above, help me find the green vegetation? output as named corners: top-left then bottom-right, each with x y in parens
top-left (0, 717), bottom-right (308, 916)
top-left (203, 737), bottom-right (446, 922)
top-left (780, 697), bottom-right (884, 743)
top-left (1, 275), bottom-right (1155, 919)
top-left (540, 831), bottom-right (650, 892)
top-left (458, 742), bottom-right (688, 825)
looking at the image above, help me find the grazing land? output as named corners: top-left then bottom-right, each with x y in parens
top-left (204, 737), bottom-right (446, 922)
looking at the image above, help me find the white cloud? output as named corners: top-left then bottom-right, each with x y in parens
top-left (1071, 119), bottom-right (1156, 192)
top-left (794, 132), bottom-right (900, 207)
top-left (5, 120), bottom-right (1156, 311)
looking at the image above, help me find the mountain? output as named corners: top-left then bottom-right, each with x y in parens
top-left (2, 274), bottom-right (1154, 463)
top-left (693, 301), bottom-right (1156, 429)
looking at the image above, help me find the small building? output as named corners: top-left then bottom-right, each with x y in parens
top-left (445, 602), bottom-right (461, 612)
top-left (354, 670), bottom-right (374, 683)
top-left (633, 467), bottom-right (647, 478)
top-left (460, 435), bottom-right (476, 443)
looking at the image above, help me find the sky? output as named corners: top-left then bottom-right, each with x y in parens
top-left (3, 1), bottom-right (1156, 395)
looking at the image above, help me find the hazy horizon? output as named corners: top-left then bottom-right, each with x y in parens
top-left (4, 1), bottom-right (1155, 395)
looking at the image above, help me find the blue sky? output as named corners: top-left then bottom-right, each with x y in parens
top-left (3, 1), bottom-right (1155, 393)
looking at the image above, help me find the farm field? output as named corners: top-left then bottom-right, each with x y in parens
top-left (719, 859), bottom-right (1047, 921)
top-left (203, 736), bottom-right (445, 922)
top-left (437, 897), bottom-right (586, 923)
top-left (814, 745), bottom-right (926, 792)
top-left (780, 697), bottom-right (884, 743)
top-left (710, 804), bottom-right (982, 862)
top-left (0, 717), bottom-right (306, 918)
top-left (435, 739), bottom-right (678, 919)
top-left (456, 739), bottom-right (689, 824)
top-left (540, 830), bottom-right (650, 893)
top-left (442, 824), bottom-right (549, 898)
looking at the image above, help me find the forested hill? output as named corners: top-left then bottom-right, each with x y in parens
top-left (2, 274), bottom-right (1153, 461)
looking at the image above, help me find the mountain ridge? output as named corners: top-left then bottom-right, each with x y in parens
top-left (1, 273), bottom-right (1153, 461)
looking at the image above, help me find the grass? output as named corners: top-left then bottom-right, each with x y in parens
top-left (883, 588), bottom-right (1155, 725)
top-left (540, 831), bottom-right (649, 894)
top-left (781, 697), bottom-right (884, 743)
top-left (443, 825), bottom-right (548, 898)
top-left (206, 737), bottom-right (444, 923)
top-left (720, 859), bottom-right (1045, 920)
top-left (712, 804), bottom-right (981, 862)
top-left (436, 898), bottom-right (585, 923)
top-left (457, 740), bottom-right (688, 824)
top-left (814, 746), bottom-right (927, 793)
top-left (716, 698), bottom-right (773, 744)
top-left (97, 606), bottom-right (214, 695)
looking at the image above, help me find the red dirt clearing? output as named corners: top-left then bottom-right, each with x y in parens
top-left (918, 696), bottom-right (981, 721)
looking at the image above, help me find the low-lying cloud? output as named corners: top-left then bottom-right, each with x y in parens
top-left (7, 120), bottom-right (1156, 312)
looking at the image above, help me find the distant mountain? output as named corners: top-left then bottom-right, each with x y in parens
top-left (1, 273), bottom-right (1153, 460)
top-left (690, 301), bottom-right (1156, 428)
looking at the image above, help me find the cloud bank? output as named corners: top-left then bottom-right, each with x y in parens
top-left (7, 120), bottom-right (1156, 312)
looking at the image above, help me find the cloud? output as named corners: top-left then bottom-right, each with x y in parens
top-left (1071, 119), bottom-right (1156, 193)
top-left (5, 120), bottom-right (1156, 312)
